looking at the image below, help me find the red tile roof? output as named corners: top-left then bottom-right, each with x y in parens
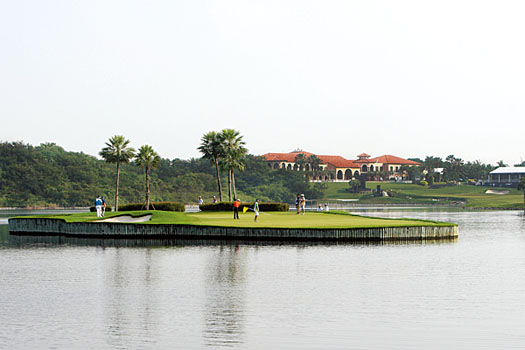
top-left (261, 152), bottom-right (359, 168)
top-left (369, 155), bottom-right (421, 165)
top-left (261, 152), bottom-right (420, 167)
top-left (317, 155), bottom-right (359, 168)
top-left (354, 158), bottom-right (376, 163)
top-left (261, 152), bottom-right (315, 162)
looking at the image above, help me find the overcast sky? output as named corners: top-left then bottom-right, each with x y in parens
top-left (1, 0), bottom-right (524, 165)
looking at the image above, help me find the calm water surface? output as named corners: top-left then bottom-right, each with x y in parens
top-left (1, 209), bottom-right (525, 349)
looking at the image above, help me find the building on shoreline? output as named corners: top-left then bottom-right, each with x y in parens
top-left (486, 167), bottom-right (525, 188)
top-left (261, 151), bottom-right (420, 181)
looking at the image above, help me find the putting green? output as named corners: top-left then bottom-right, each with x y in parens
top-left (19, 210), bottom-right (455, 229)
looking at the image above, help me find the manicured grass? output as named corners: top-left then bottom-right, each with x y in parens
top-left (16, 210), bottom-right (455, 228)
top-left (323, 182), bottom-right (525, 208)
top-left (16, 211), bottom-right (194, 224)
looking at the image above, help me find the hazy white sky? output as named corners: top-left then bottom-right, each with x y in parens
top-left (1, 0), bottom-right (524, 165)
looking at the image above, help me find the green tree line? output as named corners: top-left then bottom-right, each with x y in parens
top-left (0, 141), bottom-right (320, 207)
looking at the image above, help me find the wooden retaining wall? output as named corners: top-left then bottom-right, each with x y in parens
top-left (8, 218), bottom-right (458, 241)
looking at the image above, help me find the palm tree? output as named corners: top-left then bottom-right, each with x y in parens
top-left (219, 129), bottom-right (247, 201)
top-left (518, 177), bottom-right (525, 212)
top-left (135, 145), bottom-right (161, 210)
top-left (198, 131), bottom-right (224, 201)
top-left (228, 149), bottom-right (247, 200)
top-left (99, 135), bottom-right (135, 212)
top-left (307, 154), bottom-right (322, 180)
top-left (294, 153), bottom-right (307, 171)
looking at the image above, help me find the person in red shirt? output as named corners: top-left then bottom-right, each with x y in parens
top-left (233, 198), bottom-right (241, 219)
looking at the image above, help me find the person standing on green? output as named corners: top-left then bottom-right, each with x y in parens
top-left (233, 198), bottom-right (241, 219)
top-left (101, 196), bottom-right (107, 217)
top-left (253, 199), bottom-right (259, 222)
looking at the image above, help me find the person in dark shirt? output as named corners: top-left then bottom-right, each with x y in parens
top-left (101, 196), bottom-right (106, 217)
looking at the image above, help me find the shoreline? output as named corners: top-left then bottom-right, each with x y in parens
top-left (1, 205), bottom-right (523, 211)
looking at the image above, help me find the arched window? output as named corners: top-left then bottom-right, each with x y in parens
top-left (293, 164), bottom-right (298, 171)
top-left (362, 164), bottom-right (368, 172)
top-left (370, 165), bottom-right (374, 172)
top-left (344, 169), bottom-right (352, 180)
top-left (395, 166), bottom-right (399, 171)
top-left (337, 170), bottom-right (343, 180)
top-left (267, 163), bottom-right (272, 168)
top-left (380, 166), bottom-right (384, 172)
top-left (281, 163), bottom-right (286, 169)
top-left (287, 164), bottom-right (292, 170)
top-left (325, 175), bottom-right (329, 181)
top-left (273, 163), bottom-right (280, 169)
top-left (390, 166), bottom-right (394, 172)
top-left (305, 164), bottom-right (310, 171)
top-left (354, 171), bottom-right (360, 177)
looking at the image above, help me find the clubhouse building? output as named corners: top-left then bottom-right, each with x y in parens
top-left (486, 167), bottom-right (525, 188)
top-left (261, 151), bottom-right (420, 181)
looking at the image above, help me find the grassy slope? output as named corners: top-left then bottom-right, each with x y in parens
top-left (323, 182), bottom-right (524, 208)
top-left (15, 210), bottom-right (455, 228)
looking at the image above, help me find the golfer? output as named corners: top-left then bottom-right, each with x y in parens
top-left (253, 199), bottom-right (259, 222)
top-left (300, 194), bottom-right (306, 215)
top-left (233, 198), bottom-right (241, 219)
top-left (95, 196), bottom-right (103, 218)
top-left (101, 196), bottom-right (107, 217)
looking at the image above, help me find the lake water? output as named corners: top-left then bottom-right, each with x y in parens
top-left (1, 209), bottom-right (525, 349)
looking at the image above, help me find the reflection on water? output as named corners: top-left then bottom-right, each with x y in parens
top-left (204, 246), bottom-right (246, 347)
top-left (1, 210), bottom-right (525, 349)
top-left (5, 233), bottom-right (457, 248)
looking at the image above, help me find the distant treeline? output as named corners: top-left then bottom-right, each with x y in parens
top-left (0, 142), bottom-right (321, 207)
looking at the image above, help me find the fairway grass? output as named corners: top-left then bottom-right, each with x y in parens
top-left (323, 182), bottom-right (524, 208)
top-left (17, 210), bottom-right (455, 229)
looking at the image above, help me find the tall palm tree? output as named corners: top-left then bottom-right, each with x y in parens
top-left (219, 129), bottom-right (247, 201)
top-left (518, 177), bottom-right (525, 212)
top-left (307, 154), bottom-right (321, 180)
top-left (135, 145), bottom-right (161, 210)
top-left (294, 153), bottom-right (307, 171)
top-left (226, 148), bottom-right (247, 200)
top-left (99, 135), bottom-right (135, 212)
top-left (198, 131), bottom-right (224, 201)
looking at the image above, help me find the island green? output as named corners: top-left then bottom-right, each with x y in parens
top-left (17, 210), bottom-right (456, 229)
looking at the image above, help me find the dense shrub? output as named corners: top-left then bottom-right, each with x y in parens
top-left (199, 202), bottom-right (289, 212)
top-left (89, 205), bottom-right (112, 212)
top-left (118, 201), bottom-right (185, 212)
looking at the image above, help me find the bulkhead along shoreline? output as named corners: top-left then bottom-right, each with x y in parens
top-left (8, 211), bottom-right (458, 242)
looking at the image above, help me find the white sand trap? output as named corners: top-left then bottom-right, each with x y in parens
top-left (485, 190), bottom-right (509, 195)
top-left (98, 215), bottom-right (152, 223)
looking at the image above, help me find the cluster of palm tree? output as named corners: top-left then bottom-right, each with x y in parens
top-left (99, 135), bottom-right (160, 211)
top-left (293, 153), bottom-right (323, 179)
top-left (198, 129), bottom-right (247, 202)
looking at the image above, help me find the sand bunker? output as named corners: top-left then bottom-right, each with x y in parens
top-left (485, 190), bottom-right (509, 195)
top-left (98, 215), bottom-right (152, 223)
